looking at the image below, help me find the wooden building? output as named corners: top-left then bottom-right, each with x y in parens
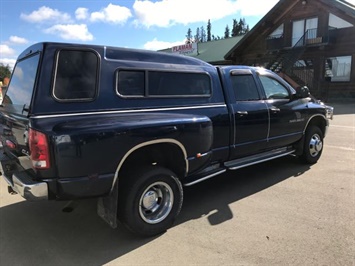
top-left (225, 0), bottom-right (355, 101)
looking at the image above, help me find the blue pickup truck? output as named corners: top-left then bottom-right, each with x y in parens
top-left (0, 42), bottom-right (333, 236)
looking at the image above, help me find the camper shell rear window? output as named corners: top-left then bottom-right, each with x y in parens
top-left (2, 53), bottom-right (40, 110)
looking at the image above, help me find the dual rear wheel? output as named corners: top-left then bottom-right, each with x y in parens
top-left (118, 166), bottom-right (183, 236)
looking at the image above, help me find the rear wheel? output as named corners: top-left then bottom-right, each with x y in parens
top-left (118, 166), bottom-right (183, 236)
top-left (301, 126), bottom-right (324, 164)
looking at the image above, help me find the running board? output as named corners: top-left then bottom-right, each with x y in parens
top-left (183, 165), bottom-right (226, 187)
top-left (183, 147), bottom-right (295, 187)
top-left (225, 147), bottom-right (295, 170)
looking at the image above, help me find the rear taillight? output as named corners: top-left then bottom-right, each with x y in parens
top-left (29, 128), bottom-right (50, 169)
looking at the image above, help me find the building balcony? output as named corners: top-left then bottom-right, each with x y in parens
top-left (266, 27), bottom-right (337, 51)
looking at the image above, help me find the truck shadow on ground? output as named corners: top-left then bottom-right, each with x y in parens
top-left (0, 156), bottom-right (310, 265)
top-left (177, 156), bottom-right (310, 227)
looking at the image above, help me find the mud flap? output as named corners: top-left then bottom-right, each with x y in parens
top-left (294, 134), bottom-right (305, 156)
top-left (97, 181), bottom-right (118, 228)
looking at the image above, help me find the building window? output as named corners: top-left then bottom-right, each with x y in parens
top-left (329, 13), bottom-right (353, 29)
top-left (269, 24), bottom-right (284, 39)
top-left (292, 17), bottom-right (318, 46)
top-left (325, 56), bottom-right (352, 82)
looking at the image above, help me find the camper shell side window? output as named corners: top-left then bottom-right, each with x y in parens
top-left (53, 49), bottom-right (100, 102)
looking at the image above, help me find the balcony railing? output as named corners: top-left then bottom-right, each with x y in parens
top-left (266, 34), bottom-right (284, 50)
top-left (266, 27), bottom-right (337, 50)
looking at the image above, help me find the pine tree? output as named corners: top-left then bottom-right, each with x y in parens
top-left (207, 19), bottom-right (211, 42)
top-left (194, 27), bottom-right (200, 43)
top-left (185, 28), bottom-right (193, 44)
top-left (224, 25), bottom-right (230, 39)
top-left (238, 18), bottom-right (249, 35)
top-left (231, 19), bottom-right (239, 37)
top-left (231, 18), bottom-right (250, 36)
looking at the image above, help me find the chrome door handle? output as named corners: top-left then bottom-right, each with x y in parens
top-left (236, 111), bottom-right (248, 116)
top-left (270, 107), bottom-right (280, 113)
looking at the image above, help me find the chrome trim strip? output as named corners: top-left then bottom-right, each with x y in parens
top-left (230, 104), bottom-right (236, 146)
top-left (266, 101), bottom-right (271, 140)
top-left (32, 104), bottom-right (227, 119)
top-left (302, 114), bottom-right (327, 134)
top-left (183, 169), bottom-right (226, 187)
top-left (111, 138), bottom-right (188, 191)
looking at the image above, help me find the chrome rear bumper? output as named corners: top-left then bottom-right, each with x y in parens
top-left (0, 151), bottom-right (48, 201)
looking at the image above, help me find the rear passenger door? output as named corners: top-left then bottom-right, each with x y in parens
top-left (229, 70), bottom-right (269, 158)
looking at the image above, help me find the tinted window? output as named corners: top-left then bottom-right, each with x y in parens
top-left (53, 50), bottom-right (98, 101)
top-left (117, 70), bottom-right (211, 97)
top-left (117, 70), bottom-right (145, 96)
top-left (2, 53), bottom-right (40, 107)
top-left (149, 71), bottom-right (211, 96)
top-left (231, 75), bottom-right (260, 101)
top-left (259, 76), bottom-right (289, 99)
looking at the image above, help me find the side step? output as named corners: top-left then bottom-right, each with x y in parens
top-left (183, 147), bottom-right (295, 187)
top-left (183, 164), bottom-right (226, 187)
top-left (225, 147), bottom-right (295, 170)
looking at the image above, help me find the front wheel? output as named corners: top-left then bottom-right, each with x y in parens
top-left (118, 166), bottom-right (183, 236)
top-left (301, 126), bottom-right (324, 164)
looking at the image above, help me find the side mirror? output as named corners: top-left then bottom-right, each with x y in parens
top-left (295, 86), bottom-right (310, 99)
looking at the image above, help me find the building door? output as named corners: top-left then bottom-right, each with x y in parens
top-left (292, 20), bottom-right (305, 46)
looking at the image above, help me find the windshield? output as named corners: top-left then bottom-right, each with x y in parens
top-left (2, 53), bottom-right (40, 110)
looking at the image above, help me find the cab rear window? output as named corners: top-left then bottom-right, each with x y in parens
top-left (53, 50), bottom-right (99, 101)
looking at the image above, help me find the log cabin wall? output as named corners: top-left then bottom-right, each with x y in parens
top-left (226, 0), bottom-right (355, 101)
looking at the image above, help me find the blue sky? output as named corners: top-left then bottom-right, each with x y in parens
top-left (0, 0), bottom-right (282, 68)
top-left (1, 0), bottom-right (353, 69)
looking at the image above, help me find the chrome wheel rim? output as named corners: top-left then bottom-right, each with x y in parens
top-left (309, 133), bottom-right (322, 157)
top-left (139, 181), bottom-right (174, 224)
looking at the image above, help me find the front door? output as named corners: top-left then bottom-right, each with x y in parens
top-left (258, 75), bottom-right (304, 149)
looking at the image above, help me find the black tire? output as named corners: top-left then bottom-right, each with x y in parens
top-left (301, 126), bottom-right (324, 164)
top-left (118, 166), bottom-right (183, 236)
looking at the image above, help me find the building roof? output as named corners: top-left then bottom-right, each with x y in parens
top-left (191, 36), bottom-right (244, 64)
top-left (159, 35), bottom-right (244, 64)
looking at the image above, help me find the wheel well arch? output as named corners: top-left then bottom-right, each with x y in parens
top-left (112, 139), bottom-right (188, 190)
top-left (295, 115), bottom-right (327, 156)
top-left (304, 115), bottom-right (327, 136)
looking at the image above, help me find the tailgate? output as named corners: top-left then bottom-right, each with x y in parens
top-left (0, 51), bottom-right (40, 169)
top-left (0, 51), bottom-right (49, 200)
top-left (0, 110), bottom-right (31, 165)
